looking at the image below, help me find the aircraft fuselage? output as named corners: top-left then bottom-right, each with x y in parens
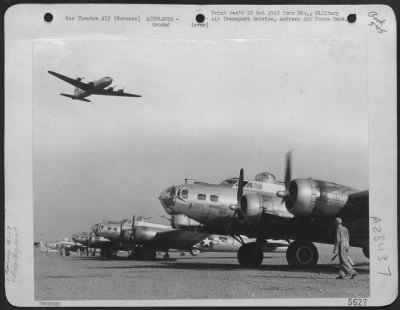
top-left (159, 177), bottom-right (368, 248)
top-left (74, 77), bottom-right (113, 99)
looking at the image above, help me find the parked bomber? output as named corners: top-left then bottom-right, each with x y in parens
top-left (163, 213), bottom-right (289, 256)
top-left (89, 215), bottom-right (287, 259)
top-left (71, 232), bottom-right (115, 256)
top-left (42, 238), bottom-right (86, 256)
top-left (48, 70), bottom-right (141, 102)
top-left (159, 152), bottom-right (369, 267)
top-left (192, 234), bottom-right (288, 256)
top-left (91, 216), bottom-right (209, 259)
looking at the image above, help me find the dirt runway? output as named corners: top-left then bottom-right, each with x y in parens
top-left (34, 244), bottom-right (369, 301)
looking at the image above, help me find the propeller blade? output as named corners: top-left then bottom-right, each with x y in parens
top-left (131, 215), bottom-right (135, 239)
top-left (276, 151), bottom-right (293, 206)
top-left (237, 168), bottom-right (244, 205)
top-left (284, 151), bottom-right (292, 191)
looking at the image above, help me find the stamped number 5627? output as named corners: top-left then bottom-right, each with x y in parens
top-left (348, 298), bottom-right (367, 306)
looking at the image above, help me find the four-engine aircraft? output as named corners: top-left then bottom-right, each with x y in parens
top-left (90, 216), bottom-right (209, 259)
top-left (88, 215), bottom-right (287, 259)
top-left (42, 238), bottom-right (86, 256)
top-left (71, 232), bottom-right (115, 256)
top-left (159, 152), bottom-right (369, 267)
top-left (48, 70), bottom-right (141, 102)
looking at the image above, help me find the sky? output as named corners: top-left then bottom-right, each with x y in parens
top-left (33, 39), bottom-right (368, 241)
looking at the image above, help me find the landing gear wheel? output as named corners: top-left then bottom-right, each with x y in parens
top-left (237, 243), bottom-right (263, 267)
top-left (362, 246), bottom-right (369, 259)
top-left (190, 248), bottom-right (200, 256)
top-left (286, 241), bottom-right (318, 267)
top-left (143, 248), bottom-right (157, 260)
top-left (104, 248), bottom-right (113, 259)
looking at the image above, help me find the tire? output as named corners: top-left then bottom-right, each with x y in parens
top-left (237, 243), bottom-right (263, 267)
top-left (286, 241), bottom-right (318, 267)
top-left (362, 246), bottom-right (369, 259)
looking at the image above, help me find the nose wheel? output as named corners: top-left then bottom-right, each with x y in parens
top-left (237, 242), bottom-right (263, 267)
top-left (286, 241), bottom-right (318, 267)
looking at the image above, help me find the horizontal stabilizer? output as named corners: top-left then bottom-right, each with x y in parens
top-left (60, 93), bottom-right (76, 99)
top-left (60, 93), bottom-right (91, 102)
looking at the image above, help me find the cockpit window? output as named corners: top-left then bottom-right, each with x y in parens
top-left (197, 193), bottom-right (206, 200)
top-left (210, 195), bottom-right (219, 202)
top-left (181, 189), bottom-right (189, 199)
top-left (107, 227), bottom-right (111, 231)
top-left (113, 227), bottom-right (118, 232)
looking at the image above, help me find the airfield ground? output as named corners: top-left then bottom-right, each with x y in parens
top-left (34, 244), bottom-right (369, 301)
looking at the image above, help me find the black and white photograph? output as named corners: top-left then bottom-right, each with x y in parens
top-left (4, 4), bottom-right (397, 307)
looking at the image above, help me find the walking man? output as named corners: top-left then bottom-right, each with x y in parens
top-left (333, 217), bottom-right (358, 279)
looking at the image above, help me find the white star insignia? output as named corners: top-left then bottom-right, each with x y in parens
top-left (201, 238), bottom-right (212, 247)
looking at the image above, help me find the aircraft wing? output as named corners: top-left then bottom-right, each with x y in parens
top-left (48, 71), bottom-right (91, 91)
top-left (91, 88), bottom-right (141, 98)
top-left (339, 190), bottom-right (369, 220)
top-left (152, 229), bottom-right (209, 250)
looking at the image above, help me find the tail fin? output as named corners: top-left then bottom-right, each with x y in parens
top-left (60, 93), bottom-right (91, 102)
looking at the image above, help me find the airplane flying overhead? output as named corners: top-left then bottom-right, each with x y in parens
top-left (48, 70), bottom-right (141, 102)
top-left (159, 152), bottom-right (369, 267)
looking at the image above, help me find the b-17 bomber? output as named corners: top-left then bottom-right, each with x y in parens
top-left (159, 152), bottom-right (369, 267)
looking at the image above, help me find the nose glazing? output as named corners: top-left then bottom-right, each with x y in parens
top-left (159, 186), bottom-right (176, 211)
top-left (91, 224), bottom-right (99, 233)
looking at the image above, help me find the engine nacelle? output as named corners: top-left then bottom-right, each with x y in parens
top-left (132, 227), bottom-right (157, 243)
top-left (286, 178), bottom-right (355, 217)
top-left (121, 229), bottom-right (132, 241)
top-left (89, 233), bottom-right (97, 244)
top-left (172, 214), bottom-right (202, 229)
top-left (240, 193), bottom-right (263, 226)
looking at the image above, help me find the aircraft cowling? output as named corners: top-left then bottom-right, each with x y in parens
top-left (121, 229), bottom-right (132, 241)
top-left (240, 193), bottom-right (263, 226)
top-left (132, 227), bottom-right (157, 243)
top-left (89, 233), bottom-right (97, 244)
top-left (172, 214), bottom-right (202, 229)
top-left (286, 178), bottom-right (354, 217)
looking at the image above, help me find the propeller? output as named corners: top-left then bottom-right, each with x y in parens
top-left (226, 168), bottom-right (248, 233)
top-left (130, 215), bottom-right (136, 240)
top-left (277, 151), bottom-right (293, 206)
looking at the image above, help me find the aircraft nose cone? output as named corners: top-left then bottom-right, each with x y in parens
top-left (159, 186), bottom-right (176, 213)
top-left (91, 224), bottom-right (98, 233)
